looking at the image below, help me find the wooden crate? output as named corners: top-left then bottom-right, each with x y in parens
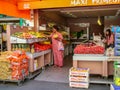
top-left (69, 76), bottom-right (89, 82)
top-left (69, 82), bottom-right (89, 88)
top-left (69, 67), bottom-right (89, 77)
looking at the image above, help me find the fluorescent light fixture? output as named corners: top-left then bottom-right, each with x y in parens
top-left (115, 10), bottom-right (120, 16)
top-left (62, 12), bottom-right (77, 18)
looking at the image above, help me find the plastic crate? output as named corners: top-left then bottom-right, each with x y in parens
top-left (115, 37), bottom-right (120, 42)
top-left (111, 84), bottom-right (120, 90)
top-left (114, 61), bottom-right (120, 65)
top-left (115, 33), bottom-right (120, 38)
top-left (115, 42), bottom-right (120, 48)
top-left (114, 65), bottom-right (120, 69)
top-left (114, 48), bottom-right (120, 56)
top-left (112, 26), bottom-right (120, 33)
top-left (114, 52), bottom-right (120, 56)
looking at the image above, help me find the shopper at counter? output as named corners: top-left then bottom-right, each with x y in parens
top-left (104, 29), bottom-right (114, 48)
top-left (50, 25), bottom-right (64, 67)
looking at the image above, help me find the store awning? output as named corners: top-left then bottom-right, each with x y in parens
top-left (1, 0), bottom-right (120, 19)
top-left (18, 0), bottom-right (120, 10)
top-left (0, 0), bottom-right (30, 19)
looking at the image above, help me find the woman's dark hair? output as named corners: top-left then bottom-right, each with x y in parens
top-left (53, 25), bottom-right (59, 30)
top-left (106, 29), bottom-right (111, 38)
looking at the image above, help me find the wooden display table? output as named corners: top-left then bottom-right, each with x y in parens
top-left (73, 54), bottom-right (112, 77)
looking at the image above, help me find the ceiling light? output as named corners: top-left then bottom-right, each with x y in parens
top-left (65, 12), bottom-right (77, 18)
top-left (115, 10), bottom-right (120, 16)
top-left (74, 23), bottom-right (90, 27)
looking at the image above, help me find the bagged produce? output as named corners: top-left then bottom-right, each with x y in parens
top-left (0, 51), bottom-right (12, 80)
top-left (34, 43), bottom-right (52, 52)
top-left (7, 51), bottom-right (29, 80)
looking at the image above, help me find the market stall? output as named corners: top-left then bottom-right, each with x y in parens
top-left (6, 25), bottom-right (53, 79)
top-left (71, 27), bottom-right (120, 86)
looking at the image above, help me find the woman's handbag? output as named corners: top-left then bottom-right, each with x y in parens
top-left (58, 41), bottom-right (64, 51)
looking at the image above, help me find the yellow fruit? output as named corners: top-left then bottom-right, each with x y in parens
top-left (114, 77), bottom-right (120, 86)
top-left (53, 34), bottom-right (58, 38)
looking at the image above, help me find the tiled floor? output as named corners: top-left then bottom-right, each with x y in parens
top-left (34, 54), bottom-right (113, 84)
top-left (35, 55), bottom-right (72, 83)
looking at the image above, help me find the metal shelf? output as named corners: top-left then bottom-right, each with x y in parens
top-left (0, 18), bottom-right (20, 21)
top-left (11, 36), bottom-right (48, 44)
top-left (73, 54), bottom-right (108, 61)
top-left (26, 51), bottom-right (44, 59)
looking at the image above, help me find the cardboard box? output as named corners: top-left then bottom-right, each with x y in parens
top-left (69, 82), bottom-right (89, 88)
top-left (69, 76), bottom-right (89, 82)
top-left (69, 67), bottom-right (89, 76)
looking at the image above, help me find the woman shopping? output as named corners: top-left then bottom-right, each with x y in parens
top-left (104, 29), bottom-right (114, 48)
top-left (50, 25), bottom-right (64, 67)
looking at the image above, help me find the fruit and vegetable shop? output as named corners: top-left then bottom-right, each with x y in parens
top-left (0, 0), bottom-right (120, 89)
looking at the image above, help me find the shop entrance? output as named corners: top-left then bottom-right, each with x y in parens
top-left (35, 55), bottom-right (72, 83)
top-left (34, 5), bottom-right (120, 83)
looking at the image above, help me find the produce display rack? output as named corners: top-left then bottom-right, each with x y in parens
top-left (27, 69), bottom-right (42, 79)
top-left (7, 25), bottom-right (53, 79)
top-left (26, 49), bottom-right (52, 79)
top-left (73, 54), bottom-right (110, 77)
top-left (44, 49), bottom-right (52, 66)
top-left (10, 36), bottom-right (48, 44)
top-left (73, 54), bottom-right (120, 84)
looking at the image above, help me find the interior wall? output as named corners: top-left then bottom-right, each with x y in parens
top-left (104, 16), bottom-right (120, 28)
top-left (90, 24), bottom-right (104, 36)
top-left (39, 11), bottom-right (67, 26)
top-left (67, 17), bottom-right (104, 40)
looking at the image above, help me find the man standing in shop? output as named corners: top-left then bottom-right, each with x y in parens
top-left (49, 25), bottom-right (64, 67)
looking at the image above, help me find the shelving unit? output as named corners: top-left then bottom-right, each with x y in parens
top-left (7, 25), bottom-right (53, 79)
top-left (44, 49), bottom-right (52, 66)
top-left (27, 49), bottom-right (52, 73)
top-left (10, 36), bottom-right (48, 44)
top-left (0, 18), bottom-right (20, 22)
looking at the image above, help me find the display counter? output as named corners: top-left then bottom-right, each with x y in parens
top-left (73, 54), bottom-right (116, 77)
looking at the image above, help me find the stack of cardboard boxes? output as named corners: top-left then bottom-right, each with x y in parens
top-left (69, 67), bottom-right (89, 88)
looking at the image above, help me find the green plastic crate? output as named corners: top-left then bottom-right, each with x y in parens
top-left (114, 64), bottom-right (120, 69)
top-left (114, 61), bottom-right (120, 65)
